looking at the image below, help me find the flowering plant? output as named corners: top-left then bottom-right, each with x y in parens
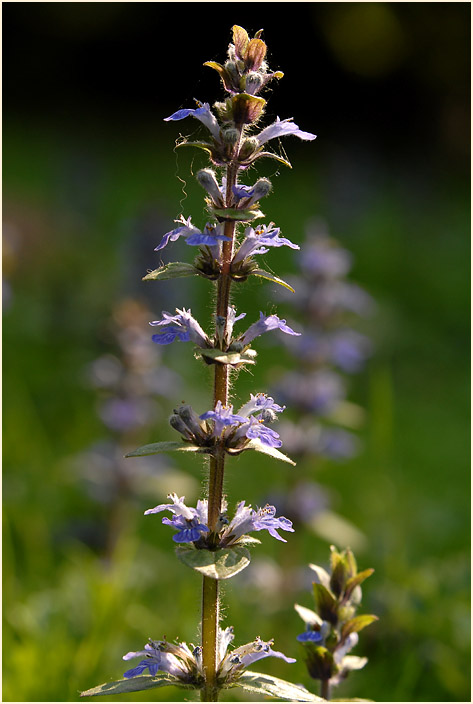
top-left (81, 24), bottom-right (375, 702)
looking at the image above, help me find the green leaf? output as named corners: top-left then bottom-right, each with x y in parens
top-left (234, 671), bottom-right (322, 701)
top-left (125, 441), bottom-right (209, 458)
top-left (80, 674), bottom-right (191, 697)
top-left (344, 568), bottom-right (375, 600)
top-left (313, 583), bottom-right (338, 625)
top-left (176, 545), bottom-right (251, 579)
top-left (142, 261), bottom-right (199, 281)
top-left (332, 699), bottom-right (373, 701)
top-left (196, 347), bottom-right (257, 365)
top-left (256, 150), bottom-right (292, 168)
top-left (251, 269), bottom-right (295, 292)
top-left (341, 614), bottom-right (379, 640)
top-left (244, 439), bottom-right (296, 465)
top-left (211, 206), bottom-right (264, 222)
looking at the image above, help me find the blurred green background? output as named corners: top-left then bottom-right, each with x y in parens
top-left (3, 3), bottom-right (470, 702)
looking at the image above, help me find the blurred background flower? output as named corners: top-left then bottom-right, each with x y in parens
top-left (3, 4), bottom-right (469, 702)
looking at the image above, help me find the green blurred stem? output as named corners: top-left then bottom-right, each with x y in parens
top-left (201, 153), bottom-right (239, 702)
top-left (321, 679), bottom-right (331, 700)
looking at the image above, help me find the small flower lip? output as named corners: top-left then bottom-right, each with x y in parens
top-left (164, 102), bottom-right (221, 140)
top-left (296, 629), bottom-right (324, 644)
top-left (144, 492), bottom-right (210, 544)
top-left (154, 215), bottom-right (231, 253)
top-left (122, 639), bottom-right (192, 680)
top-left (239, 311), bottom-right (301, 346)
top-left (232, 223), bottom-right (299, 265)
top-left (255, 116), bottom-right (316, 146)
top-left (150, 307), bottom-right (209, 349)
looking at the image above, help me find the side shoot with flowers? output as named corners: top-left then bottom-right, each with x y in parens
top-left (81, 25), bottom-right (376, 703)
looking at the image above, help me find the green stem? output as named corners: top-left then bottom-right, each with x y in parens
top-left (200, 151), bottom-right (240, 702)
top-left (201, 576), bottom-right (219, 701)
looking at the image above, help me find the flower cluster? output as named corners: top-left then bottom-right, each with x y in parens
top-left (168, 392), bottom-right (287, 453)
top-left (149, 306), bottom-right (300, 354)
top-left (69, 299), bottom-right (183, 510)
top-left (144, 492), bottom-right (294, 547)
top-left (274, 221), bottom-right (375, 461)
top-left (295, 547), bottom-right (377, 694)
top-left (123, 626), bottom-right (295, 688)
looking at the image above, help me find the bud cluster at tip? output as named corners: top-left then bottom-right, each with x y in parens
top-left (295, 547), bottom-right (377, 689)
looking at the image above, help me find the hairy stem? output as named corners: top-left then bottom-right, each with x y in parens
top-left (200, 154), bottom-right (240, 701)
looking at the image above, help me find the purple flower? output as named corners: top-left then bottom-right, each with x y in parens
top-left (330, 329), bottom-right (373, 373)
top-left (300, 236), bottom-right (353, 279)
top-left (154, 215), bottom-right (231, 253)
top-left (164, 102), bottom-right (221, 140)
top-left (123, 640), bottom-right (189, 679)
top-left (256, 117), bottom-right (316, 146)
top-left (233, 223), bottom-right (299, 264)
top-left (150, 308), bottom-right (209, 348)
top-left (199, 400), bottom-right (247, 438)
top-left (221, 501), bottom-right (294, 545)
top-left (239, 312), bottom-right (300, 346)
top-left (276, 370), bottom-right (345, 415)
top-left (144, 492), bottom-right (209, 543)
top-left (199, 394), bottom-right (286, 450)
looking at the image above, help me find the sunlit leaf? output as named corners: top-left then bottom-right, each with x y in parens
top-left (125, 441), bottom-right (210, 458)
top-left (341, 614), bottom-right (378, 640)
top-left (244, 439), bottom-right (296, 465)
top-left (142, 261), bottom-right (200, 281)
top-left (80, 674), bottom-right (192, 697)
top-left (345, 568), bottom-right (375, 599)
top-left (251, 268), bottom-right (295, 292)
top-left (197, 347), bottom-right (257, 365)
top-left (234, 671), bottom-right (322, 701)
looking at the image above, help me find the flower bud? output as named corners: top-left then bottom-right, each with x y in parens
top-left (222, 128), bottom-right (240, 145)
top-left (169, 413), bottom-right (194, 440)
top-left (238, 137), bottom-right (259, 161)
top-left (175, 404), bottom-right (208, 441)
top-left (196, 168), bottom-right (223, 205)
top-left (245, 72), bottom-right (264, 95)
top-left (251, 177), bottom-right (272, 201)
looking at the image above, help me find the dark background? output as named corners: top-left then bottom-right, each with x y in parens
top-left (3, 3), bottom-right (470, 702)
